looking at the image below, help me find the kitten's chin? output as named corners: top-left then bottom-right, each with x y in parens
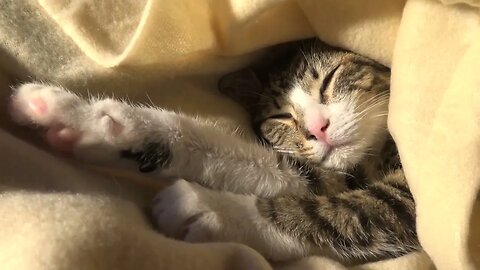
top-left (319, 146), bottom-right (364, 171)
top-left (322, 156), bottom-right (357, 171)
top-left (309, 136), bottom-right (380, 170)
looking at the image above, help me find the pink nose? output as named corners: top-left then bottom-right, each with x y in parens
top-left (307, 117), bottom-right (330, 142)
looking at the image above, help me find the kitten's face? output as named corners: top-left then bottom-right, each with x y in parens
top-left (220, 40), bottom-right (391, 170)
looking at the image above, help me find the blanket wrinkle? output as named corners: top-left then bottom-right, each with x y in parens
top-left (440, 0), bottom-right (480, 6)
top-left (0, 0), bottom-right (479, 269)
top-left (210, 0), bottom-right (314, 55)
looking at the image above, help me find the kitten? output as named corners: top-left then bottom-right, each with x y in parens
top-left (9, 38), bottom-right (419, 263)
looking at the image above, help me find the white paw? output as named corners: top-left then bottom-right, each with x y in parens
top-left (10, 83), bottom-right (85, 152)
top-left (151, 180), bottom-right (307, 261)
top-left (10, 83), bottom-right (81, 126)
top-left (9, 83), bottom-right (139, 161)
top-left (152, 180), bottom-right (221, 242)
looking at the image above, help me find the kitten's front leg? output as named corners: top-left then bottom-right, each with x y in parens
top-left (10, 83), bottom-right (170, 169)
top-left (10, 83), bottom-right (304, 196)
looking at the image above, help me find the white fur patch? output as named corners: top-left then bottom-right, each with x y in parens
top-left (288, 86), bottom-right (311, 109)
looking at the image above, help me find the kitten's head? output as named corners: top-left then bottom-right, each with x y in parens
top-left (219, 39), bottom-right (391, 170)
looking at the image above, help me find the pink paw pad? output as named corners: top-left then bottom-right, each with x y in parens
top-left (29, 98), bottom-right (48, 116)
top-left (46, 125), bottom-right (81, 153)
top-left (108, 116), bottom-right (124, 137)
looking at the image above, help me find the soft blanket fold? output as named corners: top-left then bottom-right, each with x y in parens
top-left (0, 0), bottom-right (479, 269)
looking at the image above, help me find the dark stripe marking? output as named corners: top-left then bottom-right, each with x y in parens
top-left (320, 65), bottom-right (341, 96)
top-left (368, 184), bottom-right (416, 230)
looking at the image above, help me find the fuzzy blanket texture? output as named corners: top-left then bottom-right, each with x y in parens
top-left (0, 0), bottom-right (479, 269)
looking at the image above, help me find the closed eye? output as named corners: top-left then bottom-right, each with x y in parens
top-left (319, 65), bottom-right (341, 96)
top-left (269, 113), bottom-right (293, 119)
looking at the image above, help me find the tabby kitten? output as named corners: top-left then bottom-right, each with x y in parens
top-left (9, 38), bottom-right (419, 263)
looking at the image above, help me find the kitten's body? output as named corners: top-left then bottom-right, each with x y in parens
top-left (10, 39), bottom-right (419, 263)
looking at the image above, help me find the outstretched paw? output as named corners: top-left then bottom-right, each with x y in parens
top-left (10, 83), bottom-right (85, 152)
top-left (11, 83), bottom-right (76, 123)
top-left (9, 83), bottom-right (170, 168)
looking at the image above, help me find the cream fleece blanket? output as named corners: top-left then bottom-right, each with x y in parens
top-left (0, 0), bottom-right (479, 269)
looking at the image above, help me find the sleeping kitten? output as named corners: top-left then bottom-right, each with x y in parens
top-left (9, 38), bottom-right (419, 263)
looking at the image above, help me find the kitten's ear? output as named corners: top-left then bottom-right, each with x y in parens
top-left (218, 69), bottom-right (263, 111)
